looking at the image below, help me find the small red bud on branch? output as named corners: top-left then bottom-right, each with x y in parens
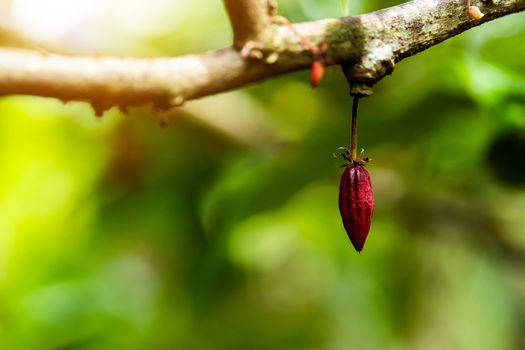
top-left (467, 0), bottom-right (485, 19)
top-left (310, 60), bottom-right (325, 89)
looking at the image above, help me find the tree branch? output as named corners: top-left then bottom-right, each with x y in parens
top-left (0, 0), bottom-right (523, 111)
top-left (223, 0), bottom-right (273, 48)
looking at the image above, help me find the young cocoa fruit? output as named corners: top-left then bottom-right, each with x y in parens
top-left (339, 164), bottom-right (374, 252)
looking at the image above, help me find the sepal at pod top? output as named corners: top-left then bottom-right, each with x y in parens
top-left (338, 164), bottom-right (374, 252)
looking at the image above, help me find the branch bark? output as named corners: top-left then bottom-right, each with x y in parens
top-left (0, 0), bottom-right (523, 111)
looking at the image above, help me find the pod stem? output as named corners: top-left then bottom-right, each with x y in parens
top-left (351, 96), bottom-right (359, 161)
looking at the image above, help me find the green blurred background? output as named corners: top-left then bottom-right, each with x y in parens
top-left (0, 0), bottom-right (525, 349)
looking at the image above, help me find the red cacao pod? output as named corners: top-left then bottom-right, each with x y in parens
top-left (339, 164), bottom-right (374, 252)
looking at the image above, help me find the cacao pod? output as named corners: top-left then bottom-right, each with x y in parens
top-left (339, 164), bottom-right (374, 252)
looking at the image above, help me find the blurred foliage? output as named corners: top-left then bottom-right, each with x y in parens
top-left (0, 0), bottom-right (524, 349)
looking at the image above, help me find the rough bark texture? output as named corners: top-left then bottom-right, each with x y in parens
top-left (0, 0), bottom-right (523, 111)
